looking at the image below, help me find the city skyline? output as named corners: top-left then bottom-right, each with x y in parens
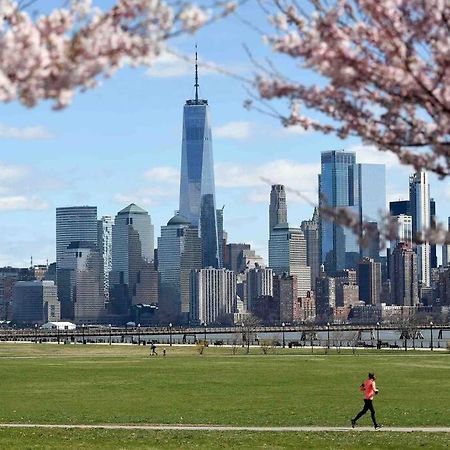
top-left (1, 17), bottom-right (449, 267)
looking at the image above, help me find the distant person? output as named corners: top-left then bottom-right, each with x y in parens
top-left (351, 372), bottom-right (381, 429)
top-left (163, 349), bottom-right (166, 357)
top-left (151, 343), bottom-right (158, 356)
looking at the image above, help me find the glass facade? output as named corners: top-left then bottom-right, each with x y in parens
top-left (179, 97), bottom-right (219, 268)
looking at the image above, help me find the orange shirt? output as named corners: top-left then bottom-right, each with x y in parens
top-left (360, 379), bottom-right (377, 400)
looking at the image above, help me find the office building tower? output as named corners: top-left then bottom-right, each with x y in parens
top-left (12, 280), bottom-right (59, 325)
top-left (409, 170), bottom-right (431, 286)
top-left (58, 241), bottom-right (105, 322)
top-left (0, 267), bottom-right (34, 321)
top-left (98, 215), bottom-right (114, 304)
top-left (273, 273), bottom-right (297, 323)
top-left (216, 207), bottom-right (224, 268)
top-left (269, 223), bottom-right (311, 296)
top-left (269, 184), bottom-right (287, 234)
top-left (224, 243), bottom-right (251, 273)
top-left (430, 199), bottom-right (437, 269)
top-left (315, 270), bottom-right (336, 321)
top-left (334, 269), bottom-right (358, 307)
top-left (246, 267), bottom-right (273, 312)
top-left (158, 214), bottom-right (202, 323)
top-left (443, 218), bottom-right (450, 267)
top-left (358, 257), bottom-right (381, 305)
top-left (179, 51), bottom-right (219, 268)
top-left (319, 151), bottom-right (359, 273)
top-left (294, 291), bottom-right (316, 323)
top-left (190, 267), bottom-right (236, 325)
top-left (301, 208), bottom-right (320, 286)
top-left (390, 242), bottom-right (419, 306)
top-left (56, 206), bottom-right (98, 268)
top-left (358, 163), bottom-right (386, 261)
top-left (241, 249), bottom-right (265, 271)
top-left (110, 204), bottom-right (156, 316)
top-left (389, 200), bottom-right (410, 216)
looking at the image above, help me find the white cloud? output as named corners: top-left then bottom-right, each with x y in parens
top-left (0, 162), bottom-right (29, 182)
top-left (277, 125), bottom-right (311, 136)
top-left (215, 160), bottom-right (320, 205)
top-left (144, 166), bottom-right (179, 183)
top-left (349, 144), bottom-right (403, 169)
top-left (214, 121), bottom-right (253, 140)
top-left (0, 195), bottom-right (48, 211)
top-left (114, 186), bottom-right (177, 207)
top-left (147, 51), bottom-right (216, 78)
top-left (0, 124), bottom-right (53, 140)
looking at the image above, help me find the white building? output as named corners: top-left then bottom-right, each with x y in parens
top-left (190, 267), bottom-right (237, 325)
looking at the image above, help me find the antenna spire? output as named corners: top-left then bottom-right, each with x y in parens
top-left (194, 44), bottom-right (199, 103)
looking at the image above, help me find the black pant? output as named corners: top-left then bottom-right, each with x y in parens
top-left (353, 399), bottom-right (378, 426)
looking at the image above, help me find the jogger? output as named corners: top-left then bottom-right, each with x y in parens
top-left (351, 372), bottom-right (381, 429)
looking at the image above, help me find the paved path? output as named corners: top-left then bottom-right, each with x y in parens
top-left (0, 424), bottom-right (449, 432)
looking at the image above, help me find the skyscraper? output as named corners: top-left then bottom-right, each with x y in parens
top-left (158, 214), bottom-right (202, 324)
top-left (409, 170), bottom-right (431, 286)
top-left (443, 217), bottom-right (450, 267)
top-left (319, 151), bottom-right (359, 273)
top-left (358, 257), bottom-right (381, 305)
top-left (269, 223), bottom-right (311, 297)
top-left (110, 204), bottom-right (156, 316)
top-left (269, 185), bottom-right (287, 234)
top-left (190, 267), bottom-right (236, 325)
top-left (98, 215), bottom-right (114, 304)
top-left (301, 208), bottom-right (320, 286)
top-left (246, 267), bottom-right (273, 312)
top-left (391, 242), bottom-right (419, 306)
top-left (56, 206), bottom-right (98, 268)
top-left (179, 50), bottom-right (219, 268)
top-left (58, 241), bottom-right (105, 322)
top-left (430, 198), bottom-right (437, 269)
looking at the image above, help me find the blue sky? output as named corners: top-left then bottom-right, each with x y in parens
top-left (1, 1), bottom-right (449, 266)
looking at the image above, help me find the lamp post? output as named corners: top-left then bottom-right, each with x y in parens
top-left (82, 324), bottom-right (85, 344)
top-left (109, 324), bottom-right (112, 345)
top-left (241, 322), bottom-right (245, 347)
top-left (57, 326), bottom-right (60, 345)
top-left (137, 323), bottom-right (141, 346)
top-left (34, 323), bottom-right (38, 343)
top-left (204, 322), bottom-right (207, 344)
top-left (376, 322), bottom-right (380, 350)
top-left (282, 322), bottom-right (286, 348)
top-left (326, 322), bottom-right (330, 351)
top-left (430, 321), bottom-right (434, 351)
top-left (169, 323), bottom-right (173, 346)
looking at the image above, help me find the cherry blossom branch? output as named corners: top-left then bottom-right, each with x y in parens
top-left (0, 0), bottom-right (239, 109)
top-left (251, 0), bottom-right (450, 177)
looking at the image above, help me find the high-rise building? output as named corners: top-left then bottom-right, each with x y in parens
top-left (430, 198), bottom-right (437, 269)
top-left (334, 269), bottom-right (358, 307)
top-left (390, 242), bottom-right (419, 306)
top-left (301, 208), bottom-right (320, 286)
top-left (389, 200), bottom-right (410, 216)
top-left (216, 207), bottom-right (224, 268)
top-left (190, 267), bottom-right (236, 325)
top-left (178, 51), bottom-right (219, 268)
top-left (315, 269), bottom-right (336, 321)
top-left (0, 267), bottom-right (34, 321)
top-left (224, 243), bottom-right (251, 273)
top-left (246, 267), bottom-right (273, 312)
top-left (273, 273), bottom-right (297, 323)
top-left (442, 218), bottom-right (450, 267)
top-left (58, 241), bottom-right (105, 322)
top-left (358, 163), bottom-right (386, 261)
top-left (158, 214), bottom-right (202, 324)
top-left (269, 223), bottom-right (311, 296)
top-left (319, 151), bottom-right (386, 273)
top-left (110, 204), bottom-right (156, 316)
top-left (319, 151), bottom-right (359, 273)
top-left (269, 184), bottom-right (287, 234)
top-left (98, 215), bottom-right (114, 304)
top-left (358, 257), bottom-right (381, 305)
top-left (12, 280), bottom-right (59, 325)
top-left (56, 206), bottom-right (98, 268)
top-left (409, 170), bottom-right (431, 286)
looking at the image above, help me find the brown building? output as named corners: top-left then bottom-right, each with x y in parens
top-left (294, 291), bottom-right (316, 323)
top-left (273, 273), bottom-right (297, 323)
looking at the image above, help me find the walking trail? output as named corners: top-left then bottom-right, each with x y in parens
top-left (0, 424), bottom-right (449, 432)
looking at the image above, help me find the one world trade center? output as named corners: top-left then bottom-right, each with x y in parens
top-left (179, 50), bottom-right (219, 268)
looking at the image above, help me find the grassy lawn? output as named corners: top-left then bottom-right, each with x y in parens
top-left (0, 429), bottom-right (449, 450)
top-left (0, 343), bottom-right (448, 448)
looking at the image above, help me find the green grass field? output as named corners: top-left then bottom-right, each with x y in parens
top-left (0, 343), bottom-right (448, 449)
